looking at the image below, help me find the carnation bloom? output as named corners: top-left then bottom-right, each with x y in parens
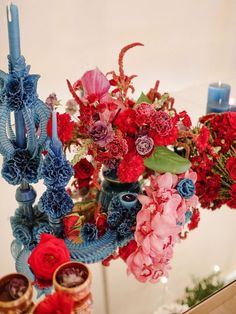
top-left (114, 108), bottom-right (137, 134)
top-left (117, 153), bottom-right (145, 182)
top-left (34, 291), bottom-right (74, 314)
top-left (135, 135), bottom-right (154, 156)
top-left (47, 112), bottom-right (75, 144)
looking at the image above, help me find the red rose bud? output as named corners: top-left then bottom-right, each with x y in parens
top-left (73, 158), bottom-right (94, 180)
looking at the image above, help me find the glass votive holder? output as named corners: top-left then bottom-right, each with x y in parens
top-left (53, 261), bottom-right (93, 314)
top-left (0, 273), bottom-right (34, 314)
top-left (118, 192), bottom-right (138, 209)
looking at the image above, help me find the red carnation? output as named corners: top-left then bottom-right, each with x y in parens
top-left (196, 126), bottom-right (210, 151)
top-left (47, 112), bottom-right (75, 144)
top-left (226, 157), bottom-right (236, 181)
top-left (227, 184), bottom-right (236, 208)
top-left (149, 110), bottom-right (178, 145)
top-left (178, 110), bottom-right (192, 128)
top-left (114, 108), bottom-right (137, 134)
top-left (106, 137), bottom-right (128, 158)
top-left (34, 291), bottom-right (74, 314)
top-left (117, 153), bottom-right (145, 182)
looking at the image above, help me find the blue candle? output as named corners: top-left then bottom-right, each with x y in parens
top-left (7, 4), bottom-right (21, 67)
top-left (206, 82), bottom-right (231, 113)
top-left (7, 4), bottom-right (26, 148)
top-left (52, 109), bottom-right (62, 155)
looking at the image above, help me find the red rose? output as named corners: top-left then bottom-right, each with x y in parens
top-left (64, 214), bottom-right (85, 243)
top-left (73, 158), bottom-right (94, 180)
top-left (34, 291), bottom-right (74, 314)
top-left (47, 112), bottom-right (75, 144)
top-left (226, 157), bottom-right (236, 181)
top-left (28, 234), bottom-right (70, 287)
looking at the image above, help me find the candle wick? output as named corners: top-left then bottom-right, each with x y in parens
top-left (7, 3), bottom-right (13, 22)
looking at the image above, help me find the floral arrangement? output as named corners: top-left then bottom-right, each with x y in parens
top-left (190, 112), bottom-right (236, 210)
top-left (36, 42), bottom-right (200, 284)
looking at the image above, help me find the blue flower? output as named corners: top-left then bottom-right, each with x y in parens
top-left (176, 178), bottom-right (195, 199)
top-left (33, 223), bottom-right (53, 243)
top-left (107, 211), bottom-right (122, 228)
top-left (4, 74), bottom-right (39, 111)
top-left (80, 223), bottom-right (98, 242)
top-left (40, 154), bottom-right (73, 188)
top-left (2, 149), bottom-right (40, 185)
top-left (38, 188), bottom-right (73, 219)
top-left (117, 221), bottom-right (132, 238)
top-left (12, 225), bottom-right (32, 248)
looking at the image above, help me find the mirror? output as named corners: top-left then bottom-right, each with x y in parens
top-left (1, 1), bottom-right (236, 313)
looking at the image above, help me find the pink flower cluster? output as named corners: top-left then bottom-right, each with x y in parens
top-left (126, 171), bottom-right (198, 283)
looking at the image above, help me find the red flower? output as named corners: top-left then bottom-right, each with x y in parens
top-left (188, 208), bottom-right (200, 231)
top-left (227, 184), bottom-right (236, 208)
top-left (106, 137), bottom-right (128, 158)
top-left (119, 240), bottom-right (137, 261)
top-left (117, 153), bottom-right (145, 182)
top-left (34, 291), bottom-right (74, 314)
top-left (226, 157), bottom-right (236, 181)
top-left (179, 110), bottom-right (192, 128)
top-left (74, 158), bottom-right (94, 180)
top-left (95, 213), bottom-right (108, 236)
top-left (149, 110), bottom-right (178, 145)
top-left (114, 108), bottom-right (137, 134)
top-left (196, 126), bottom-right (210, 151)
top-left (47, 112), bottom-right (75, 144)
top-left (28, 234), bottom-right (70, 287)
top-left (64, 214), bottom-right (85, 243)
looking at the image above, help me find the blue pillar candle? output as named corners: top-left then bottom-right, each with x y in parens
top-left (7, 4), bottom-right (26, 148)
top-left (206, 82), bottom-right (231, 113)
top-left (118, 192), bottom-right (138, 209)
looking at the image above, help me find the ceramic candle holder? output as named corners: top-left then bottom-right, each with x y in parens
top-left (53, 261), bottom-right (93, 314)
top-left (0, 273), bottom-right (33, 314)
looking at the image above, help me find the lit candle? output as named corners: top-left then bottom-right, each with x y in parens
top-left (206, 82), bottom-right (231, 113)
top-left (7, 4), bottom-right (26, 148)
top-left (52, 109), bottom-right (62, 155)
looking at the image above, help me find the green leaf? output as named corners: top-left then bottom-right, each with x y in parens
top-left (144, 146), bottom-right (191, 174)
top-left (136, 92), bottom-right (152, 104)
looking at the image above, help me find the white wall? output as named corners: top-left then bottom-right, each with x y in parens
top-left (0, 1), bottom-right (236, 313)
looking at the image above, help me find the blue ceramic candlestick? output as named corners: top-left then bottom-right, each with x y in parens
top-left (206, 82), bottom-right (231, 113)
top-left (7, 4), bottom-right (26, 148)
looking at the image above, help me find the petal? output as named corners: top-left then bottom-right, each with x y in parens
top-left (81, 68), bottom-right (110, 98)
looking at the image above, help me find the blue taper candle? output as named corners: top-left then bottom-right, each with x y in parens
top-left (7, 4), bottom-right (26, 148)
top-left (52, 109), bottom-right (62, 155)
